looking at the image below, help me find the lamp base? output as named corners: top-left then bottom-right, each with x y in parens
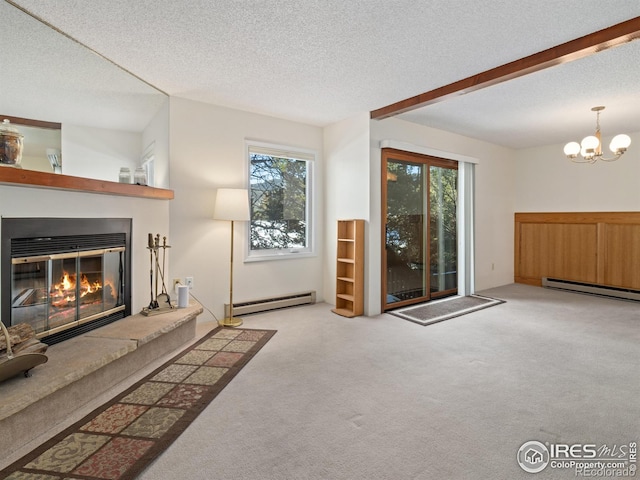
top-left (219, 316), bottom-right (243, 327)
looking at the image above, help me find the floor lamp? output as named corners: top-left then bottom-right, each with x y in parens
top-left (213, 188), bottom-right (250, 327)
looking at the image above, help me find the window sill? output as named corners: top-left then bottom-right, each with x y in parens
top-left (0, 167), bottom-right (174, 199)
top-left (244, 251), bottom-right (316, 262)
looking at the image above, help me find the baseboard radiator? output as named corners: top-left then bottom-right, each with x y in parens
top-left (224, 291), bottom-right (316, 317)
top-left (542, 277), bottom-right (640, 302)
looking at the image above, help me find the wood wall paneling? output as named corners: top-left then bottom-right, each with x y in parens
top-left (517, 222), bottom-right (597, 285)
top-left (515, 212), bottom-right (640, 290)
top-left (603, 224), bottom-right (640, 288)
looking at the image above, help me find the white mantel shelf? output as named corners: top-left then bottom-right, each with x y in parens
top-left (0, 167), bottom-right (174, 200)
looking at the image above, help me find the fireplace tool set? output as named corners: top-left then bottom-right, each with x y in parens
top-left (141, 233), bottom-right (175, 316)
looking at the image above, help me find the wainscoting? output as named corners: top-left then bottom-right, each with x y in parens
top-left (514, 212), bottom-right (640, 289)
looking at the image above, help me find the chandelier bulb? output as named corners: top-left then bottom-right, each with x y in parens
top-left (564, 142), bottom-right (580, 157)
top-left (610, 134), bottom-right (631, 154)
top-left (581, 135), bottom-right (599, 151)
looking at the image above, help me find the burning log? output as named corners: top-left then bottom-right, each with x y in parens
top-left (51, 288), bottom-right (104, 309)
top-left (50, 272), bottom-right (113, 309)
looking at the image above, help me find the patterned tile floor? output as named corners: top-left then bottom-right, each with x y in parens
top-left (1, 327), bottom-right (276, 480)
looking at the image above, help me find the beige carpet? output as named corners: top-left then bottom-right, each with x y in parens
top-left (137, 284), bottom-right (640, 480)
top-left (0, 327), bottom-right (275, 480)
top-left (4, 284), bottom-right (638, 480)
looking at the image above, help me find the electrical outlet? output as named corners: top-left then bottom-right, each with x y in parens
top-left (173, 278), bottom-right (182, 291)
top-left (185, 276), bottom-right (194, 289)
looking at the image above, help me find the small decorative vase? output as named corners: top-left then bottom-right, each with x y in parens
top-left (0, 119), bottom-right (24, 167)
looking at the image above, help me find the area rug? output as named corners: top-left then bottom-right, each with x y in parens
top-left (390, 294), bottom-right (504, 326)
top-left (0, 326), bottom-right (276, 480)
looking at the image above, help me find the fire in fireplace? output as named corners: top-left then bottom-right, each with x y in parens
top-left (1, 218), bottom-right (132, 345)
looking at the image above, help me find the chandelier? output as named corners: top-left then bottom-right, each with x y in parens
top-left (563, 106), bottom-right (631, 163)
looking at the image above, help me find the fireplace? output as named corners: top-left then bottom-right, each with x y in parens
top-left (1, 218), bottom-right (132, 345)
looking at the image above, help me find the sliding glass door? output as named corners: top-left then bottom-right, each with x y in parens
top-left (382, 149), bottom-right (458, 311)
top-left (429, 165), bottom-right (458, 295)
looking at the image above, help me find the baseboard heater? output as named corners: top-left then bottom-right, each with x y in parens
top-left (542, 277), bottom-right (640, 302)
top-left (225, 291), bottom-right (316, 317)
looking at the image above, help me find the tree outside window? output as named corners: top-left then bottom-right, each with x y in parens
top-left (248, 143), bottom-right (314, 258)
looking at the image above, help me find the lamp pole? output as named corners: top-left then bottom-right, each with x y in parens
top-left (214, 188), bottom-right (249, 327)
top-left (226, 219), bottom-right (240, 326)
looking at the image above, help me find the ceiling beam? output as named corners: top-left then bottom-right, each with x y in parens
top-left (370, 16), bottom-right (640, 120)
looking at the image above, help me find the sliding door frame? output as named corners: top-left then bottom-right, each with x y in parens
top-left (381, 148), bottom-right (458, 312)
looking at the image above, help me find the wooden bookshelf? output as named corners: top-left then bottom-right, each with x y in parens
top-left (332, 219), bottom-right (365, 317)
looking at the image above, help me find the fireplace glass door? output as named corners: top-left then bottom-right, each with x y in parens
top-left (11, 247), bottom-right (125, 337)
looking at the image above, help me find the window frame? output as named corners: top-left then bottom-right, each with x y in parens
top-left (245, 140), bottom-right (316, 262)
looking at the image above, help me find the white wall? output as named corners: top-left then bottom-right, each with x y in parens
top-left (168, 98), bottom-right (325, 322)
top-left (19, 154), bottom-right (51, 173)
top-left (2, 101), bottom-right (523, 324)
top-left (323, 113), bottom-right (371, 312)
top-left (19, 124), bottom-right (61, 173)
top-left (12, 104), bottom-right (634, 325)
top-left (322, 114), bottom-right (516, 316)
top-left (0, 185), bottom-right (170, 314)
top-left (515, 130), bottom-right (640, 211)
top-left (142, 99), bottom-right (170, 188)
top-left (368, 117), bottom-right (515, 314)
top-left (61, 125), bottom-right (141, 182)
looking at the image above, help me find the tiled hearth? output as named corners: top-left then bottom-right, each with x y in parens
top-left (0, 302), bottom-right (203, 464)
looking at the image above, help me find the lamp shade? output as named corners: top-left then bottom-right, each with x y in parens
top-left (213, 188), bottom-right (250, 221)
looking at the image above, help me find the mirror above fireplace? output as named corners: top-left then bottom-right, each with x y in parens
top-left (1, 1), bottom-right (170, 188)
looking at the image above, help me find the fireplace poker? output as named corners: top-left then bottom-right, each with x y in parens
top-left (154, 234), bottom-right (161, 308)
top-left (155, 236), bottom-right (172, 308)
top-left (147, 233), bottom-right (157, 309)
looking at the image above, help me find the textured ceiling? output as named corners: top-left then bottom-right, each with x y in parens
top-left (2, 1), bottom-right (167, 131)
top-left (6, 0), bottom-right (640, 148)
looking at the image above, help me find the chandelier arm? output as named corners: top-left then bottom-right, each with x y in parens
top-left (570, 156), bottom-right (598, 164)
top-left (598, 154), bottom-right (622, 162)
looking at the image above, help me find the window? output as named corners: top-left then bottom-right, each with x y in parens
top-left (141, 142), bottom-right (155, 187)
top-left (247, 141), bottom-right (314, 259)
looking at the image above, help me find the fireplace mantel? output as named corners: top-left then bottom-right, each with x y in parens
top-left (0, 168), bottom-right (174, 200)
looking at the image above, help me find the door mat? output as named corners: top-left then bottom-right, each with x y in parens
top-left (389, 295), bottom-right (504, 326)
top-left (0, 326), bottom-right (276, 480)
